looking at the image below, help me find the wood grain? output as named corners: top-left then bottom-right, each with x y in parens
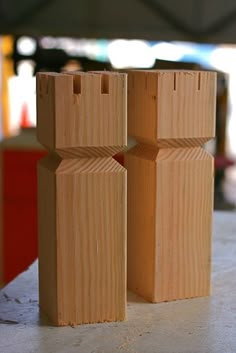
top-left (128, 70), bottom-right (216, 144)
top-left (126, 70), bottom-right (216, 302)
top-left (37, 72), bottom-right (127, 152)
top-left (38, 155), bottom-right (126, 325)
top-left (126, 145), bottom-right (214, 302)
top-left (38, 155), bottom-right (59, 321)
top-left (37, 71), bottom-right (127, 325)
top-left (126, 146), bottom-right (157, 301)
top-left (155, 148), bottom-right (213, 301)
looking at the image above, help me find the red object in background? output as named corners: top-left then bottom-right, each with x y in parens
top-left (0, 142), bottom-right (123, 286)
top-left (20, 102), bottom-right (31, 128)
top-left (2, 148), bottom-right (46, 285)
top-left (215, 155), bottom-right (235, 170)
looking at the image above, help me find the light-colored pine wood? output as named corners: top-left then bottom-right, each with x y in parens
top-left (37, 72), bottom-right (127, 153)
top-left (125, 70), bottom-right (216, 302)
top-left (37, 72), bottom-right (127, 325)
top-left (38, 155), bottom-right (126, 325)
top-left (128, 70), bottom-right (216, 144)
top-left (38, 154), bottom-right (59, 321)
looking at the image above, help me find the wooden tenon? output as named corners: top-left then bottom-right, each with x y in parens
top-left (37, 71), bottom-right (127, 325)
top-left (125, 70), bottom-right (216, 302)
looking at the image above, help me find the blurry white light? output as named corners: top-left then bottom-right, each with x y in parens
top-left (210, 46), bottom-right (236, 157)
top-left (40, 36), bottom-right (57, 49)
top-left (151, 42), bottom-right (184, 62)
top-left (210, 47), bottom-right (236, 73)
top-left (84, 40), bottom-right (100, 59)
top-left (173, 42), bottom-right (196, 54)
top-left (17, 60), bottom-right (35, 77)
top-left (63, 39), bottom-right (78, 56)
top-left (108, 39), bottom-right (155, 69)
top-left (17, 37), bottom-right (36, 56)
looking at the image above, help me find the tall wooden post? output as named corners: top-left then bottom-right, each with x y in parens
top-left (125, 70), bottom-right (216, 302)
top-left (37, 72), bottom-right (127, 325)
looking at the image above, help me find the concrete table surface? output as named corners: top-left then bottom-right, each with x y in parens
top-left (0, 211), bottom-right (236, 353)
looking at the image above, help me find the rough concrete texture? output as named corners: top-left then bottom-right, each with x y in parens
top-left (0, 211), bottom-right (236, 353)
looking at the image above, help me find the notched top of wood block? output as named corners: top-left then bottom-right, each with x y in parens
top-left (37, 72), bottom-right (127, 152)
top-left (128, 70), bottom-right (216, 143)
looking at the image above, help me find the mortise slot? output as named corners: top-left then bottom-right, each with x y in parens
top-left (73, 75), bottom-right (81, 94)
top-left (101, 74), bottom-right (109, 94)
top-left (198, 72), bottom-right (201, 90)
top-left (173, 72), bottom-right (177, 91)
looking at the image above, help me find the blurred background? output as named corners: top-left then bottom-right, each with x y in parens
top-left (1, 0), bottom-right (236, 285)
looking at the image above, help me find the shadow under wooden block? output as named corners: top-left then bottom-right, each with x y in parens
top-left (125, 145), bottom-right (214, 303)
top-left (38, 154), bottom-right (127, 325)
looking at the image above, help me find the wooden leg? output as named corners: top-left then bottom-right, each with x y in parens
top-left (126, 145), bottom-right (214, 302)
top-left (126, 70), bottom-right (216, 302)
top-left (37, 71), bottom-right (127, 325)
top-left (38, 155), bottom-right (126, 325)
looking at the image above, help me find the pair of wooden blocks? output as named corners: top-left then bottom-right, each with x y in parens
top-left (37, 70), bottom-right (216, 326)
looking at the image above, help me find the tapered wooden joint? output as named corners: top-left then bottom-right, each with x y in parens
top-left (37, 71), bottom-right (127, 154)
top-left (128, 70), bottom-right (216, 145)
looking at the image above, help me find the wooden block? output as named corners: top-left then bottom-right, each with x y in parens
top-left (37, 72), bottom-right (127, 325)
top-left (125, 70), bottom-right (216, 302)
top-left (128, 70), bottom-right (216, 144)
top-left (38, 155), bottom-right (126, 325)
top-left (37, 72), bottom-right (127, 154)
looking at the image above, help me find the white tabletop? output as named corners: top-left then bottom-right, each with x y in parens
top-left (0, 211), bottom-right (236, 353)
